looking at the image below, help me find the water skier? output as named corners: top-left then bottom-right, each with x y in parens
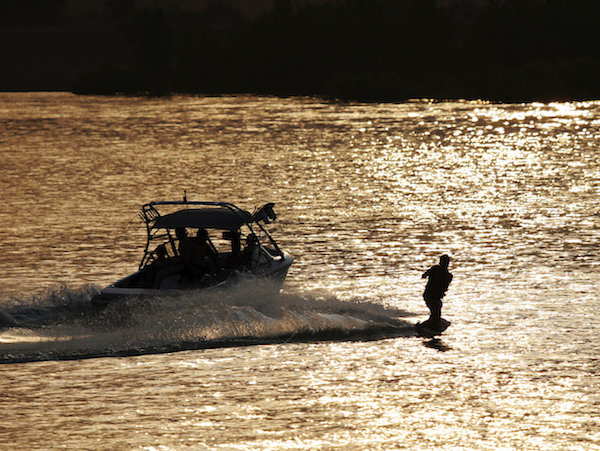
top-left (421, 254), bottom-right (453, 328)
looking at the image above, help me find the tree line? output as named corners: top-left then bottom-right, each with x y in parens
top-left (71, 0), bottom-right (600, 102)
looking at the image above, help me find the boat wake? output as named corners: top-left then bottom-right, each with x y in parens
top-left (0, 281), bottom-right (416, 363)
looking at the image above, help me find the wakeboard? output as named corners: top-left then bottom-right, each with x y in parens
top-left (415, 318), bottom-right (451, 338)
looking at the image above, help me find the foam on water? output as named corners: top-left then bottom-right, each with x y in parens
top-left (0, 281), bottom-right (415, 363)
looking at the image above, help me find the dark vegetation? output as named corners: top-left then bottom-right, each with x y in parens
top-left (0, 1), bottom-right (68, 26)
top-left (3, 0), bottom-right (600, 102)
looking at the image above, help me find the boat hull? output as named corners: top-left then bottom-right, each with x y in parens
top-left (92, 253), bottom-right (293, 306)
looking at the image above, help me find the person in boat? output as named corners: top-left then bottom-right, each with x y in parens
top-left (242, 233), bottom-right (259, 268)
top-left (191, 229), bottom-right (218, 275)
top-left (224, 231), bottom-right (248, 271)
top-left (176, 228), bottom-right (202, 286)
top-left (176, 228), bottom-right (192, 261)
top-left (180, 227), bottom-right (223, 286)
top-left (421, 254), bottom-right (453, 328)
top-left (151, 244), bottom-right (170, 289)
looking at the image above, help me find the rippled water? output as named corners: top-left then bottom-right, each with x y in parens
top-left (1, 93), bottom-right (600, 450)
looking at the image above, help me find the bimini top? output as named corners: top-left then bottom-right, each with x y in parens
top-left (151, 207), bottom-right (252, 231)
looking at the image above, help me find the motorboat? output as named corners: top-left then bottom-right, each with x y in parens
top-left (92, 198), bottom-right (293, 305)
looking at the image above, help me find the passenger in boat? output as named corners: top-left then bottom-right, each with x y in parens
top-left (151, 244), bottom-right (170, 288)
top-left (176, 228), bottom-right (199, 286)
top-left (224, 231), bottom-right (247, 271)
top-left (178, 228), bottom-right (220, 287)
top-left (421, 254), bottom-right (453, 328)
top-left (242, 233), bottom-right (259, 269)
top-left (191, 229), bottom-right (218, 275)
top-left (176, 228), bottom-right (193, 264)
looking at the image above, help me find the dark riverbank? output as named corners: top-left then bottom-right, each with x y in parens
top-left (2, 0), bottom-right (600, 103)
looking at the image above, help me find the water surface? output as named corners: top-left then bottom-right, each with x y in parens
top-left (1, 93), bottom-right (600, 450)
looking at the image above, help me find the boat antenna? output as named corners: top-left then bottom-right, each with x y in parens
top-left (183, 190), bottom-right (187, 203)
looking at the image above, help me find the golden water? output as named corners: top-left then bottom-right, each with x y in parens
top-left (1, 93), bottom-right (600, 450)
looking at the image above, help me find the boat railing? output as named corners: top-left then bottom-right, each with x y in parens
top-left (139, 203), bottom-right (161, 224)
